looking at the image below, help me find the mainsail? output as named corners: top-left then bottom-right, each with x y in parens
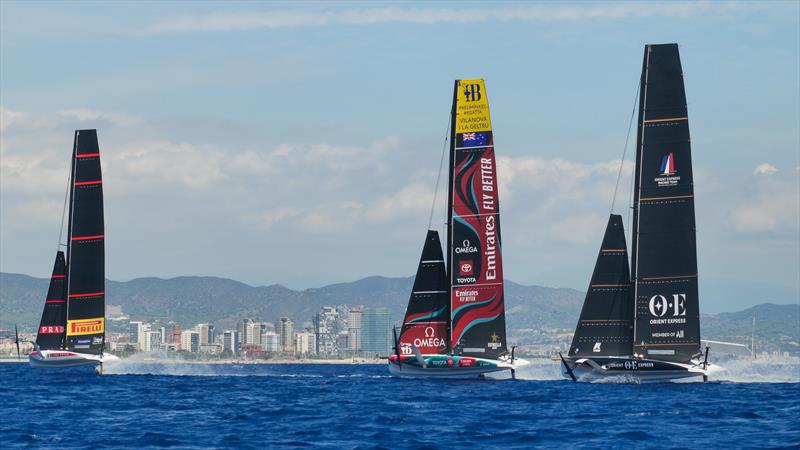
top-left (448, 79), bottom-right (507, 359)
top-left (65, 130), bottom-right (106, 355)
top-left (569, 215), bottom-right (633, 357)
top-left (631, 44), bottom-right (701, 363)
top-left (399, 230), bottom-right (449, 355)
top-left (35, 251), bottom-right (67, 350)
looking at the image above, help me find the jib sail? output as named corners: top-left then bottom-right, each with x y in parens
top-left (448, 79), bottom-right (507, 359)
top-left (35, 251), bottom-right (68, 351)
top-left (399, 230), bottom-right (449, 355)
top-left (65, 130), bottom-right (106, 355)
top-left (631, 44), bottom-right (701, 363)
top-left (569, 215), bottom-right (633, 357)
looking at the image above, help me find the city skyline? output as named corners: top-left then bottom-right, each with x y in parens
top-left (1, 2), bottom-right (798, 311)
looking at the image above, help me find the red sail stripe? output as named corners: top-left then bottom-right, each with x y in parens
top-left (51, 275), bottom-right (65, 279)
top-left (71, 235), bottom-right (104, 241)
top-left (76, 152), bottom-right (100, 158)
top-left (46, 300), bottom-right (66, 303)
top-left (68, 291), bottom-right (104, 298)
top-left (74, 180), bottom-right (102, 186)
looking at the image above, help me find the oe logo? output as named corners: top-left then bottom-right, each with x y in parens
top-left (648, 294), bottom-right (687, 317)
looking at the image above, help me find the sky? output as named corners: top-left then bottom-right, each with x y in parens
top-left (1, 1), bottom-right (798, 313)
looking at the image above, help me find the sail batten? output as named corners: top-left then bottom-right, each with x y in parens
top-left (631, 44), bottom-right (701, 363)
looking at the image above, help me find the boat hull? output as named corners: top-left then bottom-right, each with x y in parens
top-left (560, 356), bottom-right (710, 383)
top-left (388, 354), bottom-right (528, 378)
top-left (28, 350), bottom-right (119, 369)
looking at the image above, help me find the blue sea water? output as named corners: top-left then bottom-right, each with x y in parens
top-left (1, 361), bottom-right (798, 449)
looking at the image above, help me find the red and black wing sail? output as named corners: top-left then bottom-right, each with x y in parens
top-left (35, 251), bottom-right (68, 350)
top-left (568, 215), bottom-right (633, 357)
top-left (398, 230), bottom-right (449, 355)
top-left (65, 130), bottom-right (106, 355)
top-left (448, 79), bottom-right (507, 359)
top-left (631, 44), bottom-right (701, 363)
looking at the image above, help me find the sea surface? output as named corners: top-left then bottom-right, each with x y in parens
top-left (1, 359), bottom-right (798, 449)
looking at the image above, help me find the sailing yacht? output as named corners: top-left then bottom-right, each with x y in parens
top-left (560, 44), bottom-right (712, 382)
top-left (29, 130), bottom-right (119, 369)
top-left (388, 79), bottom-right (528, 378)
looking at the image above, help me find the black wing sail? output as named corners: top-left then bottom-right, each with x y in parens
top-left (631, 44), bottom-right (701, 363)
top-left (568, 215), bottom-right (633, 357)
top-left (398, 230), bottom-right (449, 355)
top-left (65, 130), bottom-right (106, 355)
top-left (35, 251), bottom-right (68, 350)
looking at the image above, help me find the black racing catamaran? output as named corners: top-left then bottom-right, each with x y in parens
top-left (388, 79), bottom-right (528, 378)
top-left (29, 130), bottom-right (119, 369)
top-left (560, 44), bottom-right (711, 382)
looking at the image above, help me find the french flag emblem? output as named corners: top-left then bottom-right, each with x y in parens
top-left (660, 152), bottom-right (676, 176)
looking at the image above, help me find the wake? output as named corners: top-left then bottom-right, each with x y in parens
top-left (511, 357), bottom-right (800, 383)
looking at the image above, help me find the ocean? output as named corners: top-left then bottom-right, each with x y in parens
top-left (1, 359), bottom-right (798, 449)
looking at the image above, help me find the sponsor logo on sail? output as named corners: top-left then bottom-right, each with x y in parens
top-left (654, 152), bottom-right (681, 187)
top-left (455, 289), bottom-right (479, 302)
top-left (593, 342), bottom-right (602, 353)
top-left (455, 239), bottom-right (478, 254)
top-left (484, 214), bottom-right (498, 280)
top-left (412, 326), bottom-right (445, 350)
top-left (459, 261), bottom-right (474, 277)
top-left (648, 294), bottom-right (687, 325)
top-left (487, 332), bottom-right (502, 350)
top-left (39, 325), bottom-right (64, 334)
top-left (463, 83), bottom-right (482, 102)
top-left (67, 318), bottom-right (104, 336)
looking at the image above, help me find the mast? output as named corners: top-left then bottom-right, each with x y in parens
top-left (445, 80), bottom-right (458, 354)
top-left (65, 130), bottom-right (106, 355)
top-left (63, 131), bottom-right (78, 349)
top-left (448, 79), bottom-right (507, 359)
top-left (630, 44), bottom-right (700, 363)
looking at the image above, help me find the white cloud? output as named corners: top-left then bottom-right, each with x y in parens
top-left (58, 109), bottom-right (142, 127)
top-left (753, 163), bottom-right (778, 176)
top-left (549, 214), bottom-right (608, 244)
top-left (731, 169), bottom-right (799, 233)
top-left (144, 3), bottom-right (749, 34)
top-left (0, 107), bottom-right (29, 132)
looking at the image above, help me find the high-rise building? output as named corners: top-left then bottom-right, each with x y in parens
top-left (362, 308), bottom-right (391, 356)
top-left (277, 318), bottom-right (294, 353)
top-left (347, 307), bottom-right (363, 352)
top-left (315, 306), bottom-right (340, 355)
top-left (238, 319), bottom-right (253, 349)
top-left (261, 331), bottom-right (281, 352)
top-left (144, 330), bottom-right (162, 352)
top-left (197, 323), bottom-right (215, 345)
top-left (295, 332), bottom-right (316, 356)
top-left (129, 321), bottom-right (143, 349)
top-left (223, 330), bottom-right (239, 355)
top-left (169, 323), bottom-right (181, 345)
top-left (180, 330), bottom-right (200, 353)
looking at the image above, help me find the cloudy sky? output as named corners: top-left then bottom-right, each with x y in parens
top-left (1, 1), bottom-right (798, 312)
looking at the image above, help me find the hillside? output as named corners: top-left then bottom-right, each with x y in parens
top-left (0, 272), bottom-right (583, 332)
